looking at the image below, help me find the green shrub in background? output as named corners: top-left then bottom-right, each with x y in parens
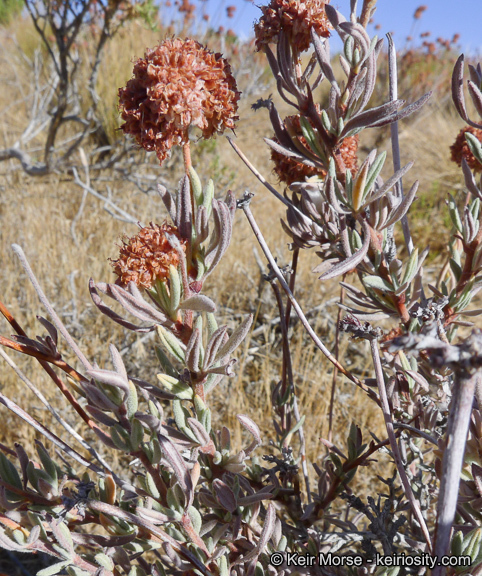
top-left (0, 0), bottom-right (23, 25)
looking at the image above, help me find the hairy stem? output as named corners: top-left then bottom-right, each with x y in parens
top-left (369, 338), bottom-right (432, 551)
top-left (183, 142), bottom-right (192, 174)
top-left (387, 33), bottom-right (414, 255)
top-left (432, 370), bottom-right (480, 575)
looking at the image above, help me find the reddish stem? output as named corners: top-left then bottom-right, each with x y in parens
top-left (182, 142), bottom-right (192, 174)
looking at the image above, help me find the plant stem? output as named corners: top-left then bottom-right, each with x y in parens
top-left (369, 338), bottom-right (433, 551)
top-left (227, 138), bottom-right (316, 227)
top-left (328, 279), bottom-right (345, 443)
top-left (432, 370), bottom-right (480, 575)
top-left (239, 192), bottom-right (379, 404)
top-left (271, 280), bottom-right (311, 503)
top-left (387, 33), bottom-right (415, 256)
top-left (183, 142), bottom-right (192, 174)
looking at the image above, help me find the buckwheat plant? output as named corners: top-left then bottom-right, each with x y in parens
top-left (1, 1), bottom-right (482, 576)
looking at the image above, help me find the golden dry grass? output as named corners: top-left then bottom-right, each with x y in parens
top-left (0, 13), bottom-right (473, 513)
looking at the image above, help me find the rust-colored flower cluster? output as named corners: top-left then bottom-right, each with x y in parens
top-left (254, 0), bottom-right (331, 53)
top-left (450, 126), bottom-right (482, 173)
top-left (271, 114), bottom-right (359, 185)
top-left (118, 38), bottom-right (240, 164)
top-left (413, 5), bottom-right (427, 20)
top-left (111, 223), bottom-right (186, 289)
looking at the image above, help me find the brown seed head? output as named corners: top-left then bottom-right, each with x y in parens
top-left (254, 0), bottom-right (331, 53)
top-left (111, 223), bottom-right (186, 290)
top-left (118, 39), bottom-right (240, 164)
top-left (271, 114), bottom-right (359, 184)
top-left (414, 5), bottom-right (427, 20)
top-left (450, 126), bottom-right (482, 173)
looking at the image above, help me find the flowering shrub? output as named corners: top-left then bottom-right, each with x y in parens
top-left (1, 1), bottom-right (482, 576)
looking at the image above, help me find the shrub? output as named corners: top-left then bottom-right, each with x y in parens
top-left (1, 1), bottom-right (482, 575)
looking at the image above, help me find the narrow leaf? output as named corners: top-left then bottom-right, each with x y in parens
top-left (179, 294), bottom-right (216, 312)
top-left (318, 220), bottom-right (370, 280)
top-left (158, 434), bottom-right (193, 503)
top-left (214, 315), bottom-right (253, 362)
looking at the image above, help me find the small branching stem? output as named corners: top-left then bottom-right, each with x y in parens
top-left (239, 193), bottom-right (379, 404)
top-left (0, 348), bottom-right (102, 455)
top-left (0, 299), bottom-right (119, 475)
top-left (369, 339), bottom-right (432, 551)
top-left (315, 432), bottom-right (401, 515)
top-left (0, 334), bottom-right (85, 382)
top-left (0, 392), bottom-right (104, 477)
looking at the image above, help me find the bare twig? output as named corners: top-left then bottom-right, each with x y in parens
top-left (0, 392), bottom-right (103, 476)
top-left (72, 167), bottom-right (138, 224)
top-left (0, 148), bottom-right (48, 176)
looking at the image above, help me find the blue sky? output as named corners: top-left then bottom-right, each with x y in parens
top-left (184, 0), bottom-right (482, 55)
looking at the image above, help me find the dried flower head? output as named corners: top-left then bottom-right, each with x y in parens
top-left (413, 5), bottom-right (427, 20)
top-left (254, 0), bottom-right (330, 53)
top-left (111, 223), bottom-right (186, 289)
top-left (271, 115), bottom-right (359, 184)
top-left (118, 39), bottom-right (240, 164)
top-left (450, 126), bottom-right (482, 172)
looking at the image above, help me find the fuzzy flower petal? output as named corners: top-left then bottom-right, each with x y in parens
top-left (118, 39), bottom-right (240, 164)
top-left (111, 223), bottom-right (186, 290)
top-left (254, 0), bottom-right (331, 53)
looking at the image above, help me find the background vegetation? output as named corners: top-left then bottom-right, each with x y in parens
top-left (0, 1), bottom-right (478, 574)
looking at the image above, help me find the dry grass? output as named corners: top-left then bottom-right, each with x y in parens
top-left (0, 12), bottom-right (472, 531)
